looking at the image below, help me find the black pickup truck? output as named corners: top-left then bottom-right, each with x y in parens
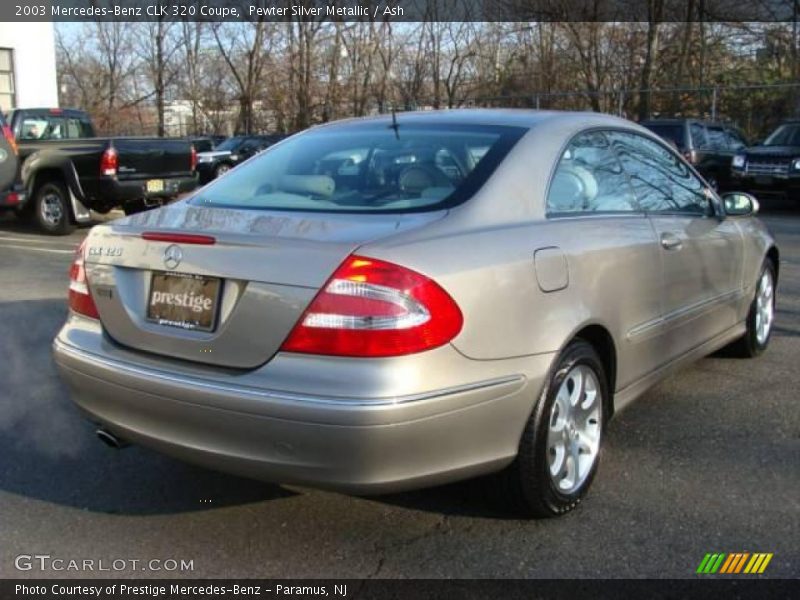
top-left (6, 108), bottom-right (198, 234)
top-left (730, 121), bottom-right (800, 202)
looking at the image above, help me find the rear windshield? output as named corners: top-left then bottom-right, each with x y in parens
top-left (642, 123), bottom-right (686, 150)
top-left (764, 124), bottom-right (800, 146)
top-left (17, 113), bottom-right (93, 140)
top-left (192, 122), bottom-right (525, 213)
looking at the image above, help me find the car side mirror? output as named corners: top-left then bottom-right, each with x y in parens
top-left (722, 192), bottom-right (759, 216)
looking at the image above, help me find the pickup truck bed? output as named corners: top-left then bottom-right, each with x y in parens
top-left (8, 108), bottom-right (198, 234)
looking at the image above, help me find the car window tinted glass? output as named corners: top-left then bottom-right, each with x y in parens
top-left (724, 129), bottom-right (747, 150)
top-left (706, 127), bottom-right (728, 150)
top-left (547, 130), bottom-right (638, 214)
top-left (764, 124), bottom-right (800, 146)
top-left (215, 137), bottom-right (246, 152)
top-left (643, 123), bottom-right (686, 150)
top-left (193, 123), bottom-right (524, 213)
top-left (690, 123), bottom-right (708, 149)
top-left (65, 118), bottom-right (92, 138)
top-left (20, 117), bottom-right (51, 139)
top-left (608, 131), bottom-right (711, 215)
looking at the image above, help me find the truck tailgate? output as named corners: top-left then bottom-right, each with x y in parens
top-left (113, 138), bottom-right (194, 180)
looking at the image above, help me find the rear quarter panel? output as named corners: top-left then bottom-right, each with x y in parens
top-left (360, 115), bottom-right (667, 392)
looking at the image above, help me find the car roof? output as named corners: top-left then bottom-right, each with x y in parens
top-left (311, 108), bottom-right (631, 132)
top-left (641, 118), bottom-right (735, 128)
top-left (10, 107), bottom-right (88, 117)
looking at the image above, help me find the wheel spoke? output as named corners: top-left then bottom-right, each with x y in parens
top-left (549, 439), bottom-right (566, 478)
top-left (546, 362), bottom-right (604, 494)
top-left (569, 369), bottom-right (584, 410)
top-left (570, 440), bottom-right (583, 479)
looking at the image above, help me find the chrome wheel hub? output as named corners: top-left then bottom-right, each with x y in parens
top-left (40, 193), bottom-right (63, 226)
top-left (755, 269), bottom-right (774, 345)
top-left (547, 364), bottom-right (602, 494)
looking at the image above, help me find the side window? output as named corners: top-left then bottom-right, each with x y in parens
top-left (725, 129), bottom-right (747, 151)
top-left (608, 131), bottom-right (712, 215)
top-left (690, 123), bottom-right (708, 149)
top-left (706, 127), bottom-right (728, 150)
top-left (547, 130), bottom-right (638, 214)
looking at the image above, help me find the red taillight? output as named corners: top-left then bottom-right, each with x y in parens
top-left (4, 191), bottom-right (18, 206)
top-left (190, 145), bottom-right (198, 171)
top-left (141, 232), bottom-right (216, 245)
top-left (2, 124), bottom-right (17, 155)
top-left (280, 255), bottom-right (463, 357)
top-left (68, 240), bottom-right (99, 319)
top-left (100, 147), bottom-right (118, 176)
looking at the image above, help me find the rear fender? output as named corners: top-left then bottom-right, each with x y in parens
top-left (21, 152), bottom-right (85, 201)
top-left (21, 153), bottom-right (90, 222)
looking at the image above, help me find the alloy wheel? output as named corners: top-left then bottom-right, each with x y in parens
top-left (547, 364), bottom-right (603, 494)
top-left (755, 269), bottom-right (774, 345)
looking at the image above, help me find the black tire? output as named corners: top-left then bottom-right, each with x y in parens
top-left (123, 199), bottom-right (147, 216)
top-left (724, 259), bottom-right (776, 358)
top-left (493, 339), bottom-right (608, 518)
top-left (214, 163), bottom-right (231, 179)
top-left (33, 181), bottom-right (74, 235)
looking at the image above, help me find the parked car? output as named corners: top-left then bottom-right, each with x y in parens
top-left (731, 120), bottom-right (800, 201)
top-left (0, 111), bottom-right (22, 209)
top-left (196, 134), bottom-right (286, 183)
top-left (187, 136), bottom-right (226, 153)
top-left (641, 118), bottom-right (748, 191)
top-left (53, 110), bottom-right (778, 517)
top-left (6, 107), bottom-right (199, 234)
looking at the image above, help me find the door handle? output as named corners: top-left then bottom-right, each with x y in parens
top-left (660, 233), bottom-right (683, 251)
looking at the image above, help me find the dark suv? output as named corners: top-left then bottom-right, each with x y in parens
top-left (731, 121), bottom-right (800, 201)
top-left (196, 134), bottom-right (286, 184)
top-left (641, 118), bottom-right (748, 191)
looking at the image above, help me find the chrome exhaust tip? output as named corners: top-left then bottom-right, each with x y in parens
top-left (96, 428), bottom-right (128, 449)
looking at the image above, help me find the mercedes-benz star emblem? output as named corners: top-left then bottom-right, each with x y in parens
top-left (163, 244), bottom-right (183, 270)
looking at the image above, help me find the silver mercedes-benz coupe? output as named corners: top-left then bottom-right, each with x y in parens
top-left (53, 110), bottom-right (778, 516)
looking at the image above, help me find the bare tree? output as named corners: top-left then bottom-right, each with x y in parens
top-left (211, 21), bottom-right (270, 134)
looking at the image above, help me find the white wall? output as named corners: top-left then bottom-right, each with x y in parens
top-left (0, 22), bottom-right (58, 108)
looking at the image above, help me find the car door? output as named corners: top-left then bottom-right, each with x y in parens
top-left (237, 138), bottom-right (260, 161)
top-left (543, 130), bottom-right (666, 390)
top-left (608, 130), bottom-right (744, 361)
top-left (704, 125), bottom-right (735, 189)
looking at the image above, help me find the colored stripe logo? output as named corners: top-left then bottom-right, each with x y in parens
top-left (696, 552), bottom-right (773, 574)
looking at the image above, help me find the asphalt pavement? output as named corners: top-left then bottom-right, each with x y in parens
top-left (0, 207), bottom-right (798, 579)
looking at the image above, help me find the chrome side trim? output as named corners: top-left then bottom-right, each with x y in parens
top-left (627, 288), bottom-right (745, 341)
top-left (614, 322), bottom-right (746, 413)
top-left (53, 338), bottom-right (525, 408)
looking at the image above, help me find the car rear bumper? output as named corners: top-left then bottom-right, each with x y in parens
top-left (88, 174), bottom-right (199, 207)
top-left (53, 316), bottom-right (552, 494)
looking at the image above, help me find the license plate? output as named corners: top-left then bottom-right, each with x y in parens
top-left (754, 175), bottom-right (773, 185)
top-left (146, 271), bottom-right (221, 332)
top-left (146, 179), bottom-right (165, 193)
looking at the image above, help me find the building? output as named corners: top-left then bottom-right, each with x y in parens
top-left (0, 22), bottom-right (58, 112)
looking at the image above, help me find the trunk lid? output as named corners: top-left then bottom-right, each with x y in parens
top-left (113, 137), bottom-right (195, 180)
top-left (83, 201), bottom-right (445, 368)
